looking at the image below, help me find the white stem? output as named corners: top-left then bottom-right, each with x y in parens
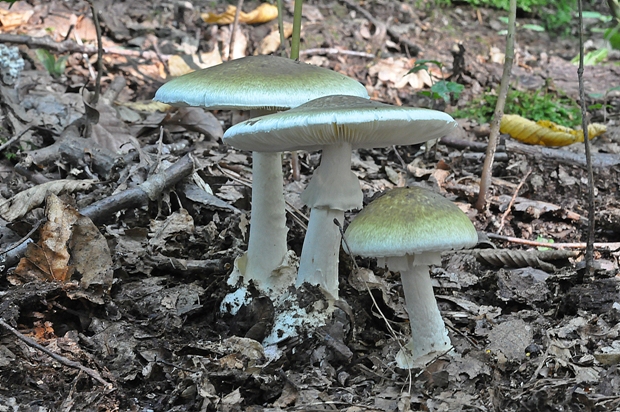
top-left (244, 151), bottom-right (290, 293)
top-left (297, 207), bottom-right (344, 300)
top-left (391, 257), bottom-right (451, 368)
top-left (301, 142), bottom-right (362, 211)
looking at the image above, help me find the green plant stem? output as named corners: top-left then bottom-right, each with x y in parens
top-left (476, 0), bottom-right (516, 211)
top-left (290, 0), bottom-right (303, 60)
top-left (577, 0), bottom-right (595, 275)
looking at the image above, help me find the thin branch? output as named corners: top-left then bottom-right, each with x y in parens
top-left (0, 33), bottom-right (170, 61)
top-left (300, 48), bottom-right (375, 58)
top-left (86, 0), bottom-right (103, 105)
top-left (228, 0), bottom-right (244, 61)
top-left (486, 233), bottom-right (619, 251)
top-left (577, 0), bottom-right (596, 274)
top-left (497, 169), bottom-right (531, 235)
top-left (475, 0), bottom-right (516, 211)
top-left (0, 318), bottom-right (113, 389)
top-left (290, 0), bottom-right (303, 60)
top-left (276, 0), bottom-right (286, 56)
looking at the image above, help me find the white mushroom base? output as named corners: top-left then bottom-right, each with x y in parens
top-left (296, 207), bottom-right (344, 300)
top-left (379, 253), bottom-right (452, 369)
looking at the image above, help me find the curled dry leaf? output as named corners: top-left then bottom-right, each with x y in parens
top-left (201, 3), bottom-right (278, 25)
top-left (500, 114), bottom-right (607, 147)
top-left (14, 194), bottom-right (113, 296)
top-left (0, 179), bottom-right (95, 222)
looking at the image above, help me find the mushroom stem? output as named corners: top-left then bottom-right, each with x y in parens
top-left (244, 151), bottom-right (289, 292)
top-left (298, 142), bottom-right (362, 300)
top-left (389, 254), bottom-right (451, 368)
top-left (297, 207), bottom-right (343, 299)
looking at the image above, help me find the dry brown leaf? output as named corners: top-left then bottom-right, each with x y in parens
top-left (164, 107), bottom-right (224, 139)
top-left (148, 209), bottom-right (195, 252)
top-left (368, 57), bottom-right (433, 89)
top-left (256, 22), bottom-right (293, 55)
top-left (500, 114), bottom-right (607, 146)
top-left (70, 214), bottom-right (114, 292)
top-left (15, 194), bottom-right (78, 282)
top-left (201, 3), bottom-right (278, 25)
top-left (165, 48), bottom-right (223, 78)
top-left (0, 179), bottom-right (94, 222)
top-left (0, 2), bottom-right (34, 29)
top-left (14, 194), bottom-right (113, 295)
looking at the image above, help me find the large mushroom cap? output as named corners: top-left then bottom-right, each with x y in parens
top-left (154, 55), bottom-right (369, 111)
top-left (345, 187), bottom-right (478, 258)
top-left (223, 95), bottom-right (457, 152)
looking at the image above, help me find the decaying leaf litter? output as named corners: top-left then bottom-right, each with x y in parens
top-left (0, 0), bottom-right (619, 410)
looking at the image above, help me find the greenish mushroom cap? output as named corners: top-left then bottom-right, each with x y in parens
top-left (223, 95), bottom-right (457, 152)
top-left (154, 55), bottom-right (369, 111)
top-left (345, 187), bottom-right (478, 258)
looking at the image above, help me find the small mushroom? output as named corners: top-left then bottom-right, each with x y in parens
top-left (344, 187), bottom-right (478, 368)
top-left (155, 56), bottom-right (368, 294)
top-left (223, 95), bottom-right (457, 300)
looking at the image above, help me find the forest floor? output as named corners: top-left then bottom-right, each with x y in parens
top-left (0, 0), bottom-right (619, 411)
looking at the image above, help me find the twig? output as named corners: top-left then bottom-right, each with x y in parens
top-left (228, 0), bottom-right (244, 61)
top-left (0, 33), bottom-right (170, 61)
top-left (276, 0), bottom-right (286, 56)
top-left (80, 153), bottom-right (196, 224)
top-left (476, 0), bottom-right (516, 211)
top-left (0, 126), bottom-right (33, 153)
top-left (0, 318), bottom-right (113, 389)
top-left (577, 0), bottom-right (596, 275)
top-left (497, 169), bottom-right (531, 234)
top-left (86, 0), bottom-right (103, 105)
top-left (299, 48), bottom-right (375, 59)
top-left (486, 233), bottom-right (620, 251)
top-left (73, 30), bottom-right (96, 80)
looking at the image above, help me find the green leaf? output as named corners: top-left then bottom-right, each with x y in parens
top-left (522, 24), bottom-right (545, 32)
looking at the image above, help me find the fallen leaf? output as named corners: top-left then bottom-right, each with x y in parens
top-left (0, 2), bottom-right (34, 29)
top-left (15, 194), bottom-right (78, 282)
top-left (368, 57), bottom-right (433, 89)
top-left (201, 3), bottom-right (278, 25)
top-left (500, 114), bottom-right (607, 146)
top-left (165, 48), bottom-right (223, 78)
top-left (256, 22), bottom-right (293, 55)
top-left (0, 179), bottom-right (95, 222)
top-left (164, 107), bottom-right (224, 139)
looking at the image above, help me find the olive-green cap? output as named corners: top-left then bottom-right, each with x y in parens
top-left (223, 95), bottom-right (457, 152)
top-left (154, 55), bottom-right (369, 111)
top-left (345, 187), bottom-right (478, 258)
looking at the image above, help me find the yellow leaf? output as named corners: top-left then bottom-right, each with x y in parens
top-left (202, 3), bottom-right (278, 25)
top-left (116, 100), bottom-right (171, 113)
top-left (500, 114), bottom-right (607, 147)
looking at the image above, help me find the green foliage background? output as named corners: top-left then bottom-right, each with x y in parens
top-left (432, 0), bottom-right (577, 34)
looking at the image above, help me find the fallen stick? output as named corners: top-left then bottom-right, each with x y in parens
top-left (81, 153), bottom-right (196, 224)
top-left (486, 233), bottom-right (620, 251)
top-left (0, 33), bottom-right (170, 61)
top-left (0, 317), bottom-right (113, 389)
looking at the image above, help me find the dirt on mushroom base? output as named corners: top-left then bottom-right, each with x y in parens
top-left (0, 0), bottom-right (619, 411)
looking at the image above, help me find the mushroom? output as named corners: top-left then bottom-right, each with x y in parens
top-left (155, 56), bottom-right (368, 294)
top-left (343, 187), bottom-right (478, 368)
top-left (223, 95), bottom-right (457, 300)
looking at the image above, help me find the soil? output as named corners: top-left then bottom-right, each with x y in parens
top-left (0, 0), bottom-right (619, 411)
